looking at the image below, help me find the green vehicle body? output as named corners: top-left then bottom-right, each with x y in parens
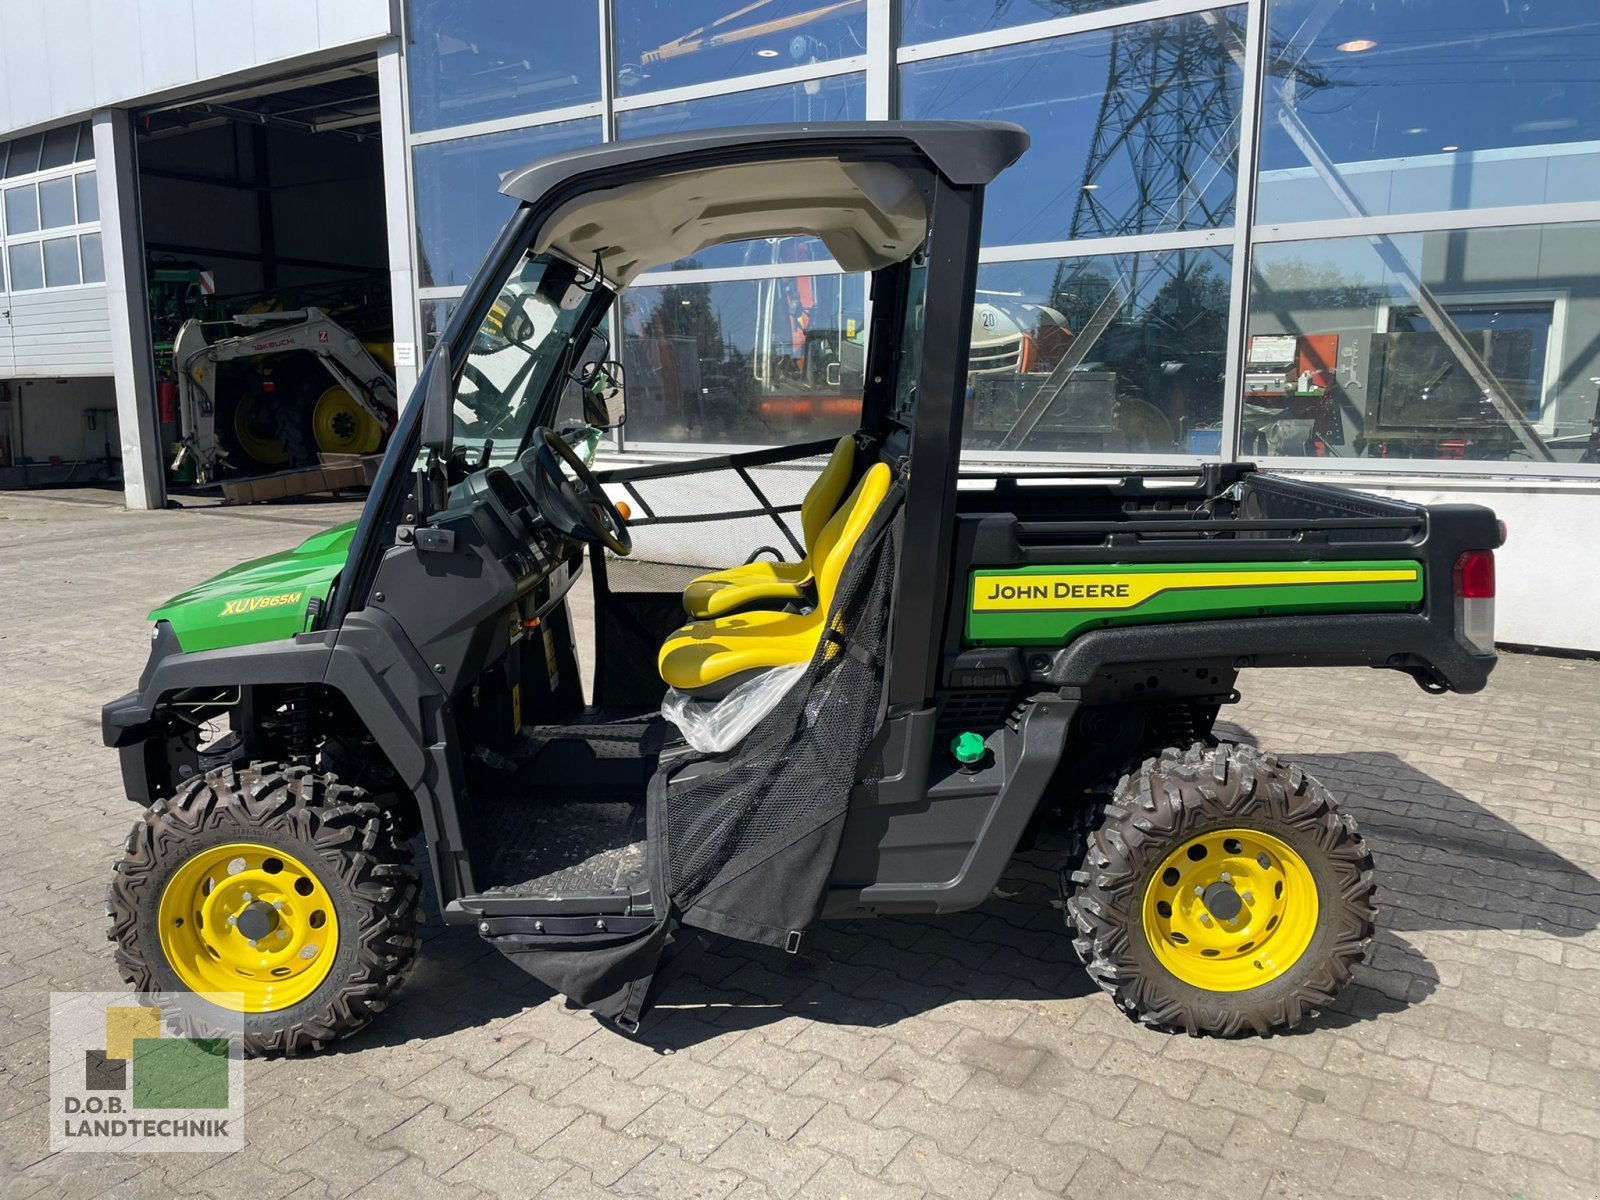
top-left (150, 522), bottom-right (354, 652)
top-left (965, 560), bottom-right (1426, 645)
top-left (154, 529), bottom-right (1426, 657)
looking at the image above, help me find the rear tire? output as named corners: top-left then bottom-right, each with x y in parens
top-left (108, 764), bottom-right (420, 1056)
top-left (1066, 742), bottom-right (1375, 1036)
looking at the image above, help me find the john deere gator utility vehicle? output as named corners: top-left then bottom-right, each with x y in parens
top-left (102, 122), bottom-right (1504, 1054)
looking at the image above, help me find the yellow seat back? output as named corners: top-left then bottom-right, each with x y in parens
top-left (808, 462), bottom-right (893, 612)
top-left (798, 437), bottom-right (856, 554)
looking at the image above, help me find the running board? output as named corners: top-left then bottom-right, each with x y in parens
top-left (444, 891), bottom-right (653, 924)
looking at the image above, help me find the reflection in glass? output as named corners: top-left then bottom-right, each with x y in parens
top-left (38, 176), bottom-right (75, 229)
top-left (1247, 224), bottom-right (1600, 465)
top-left (615, 1), bottom-right (867, 96)
top-left (451, 252), bottom-right (601, 450)
top-left (902, 0), bottom-right (1140, 45)
top-left (75, 171), bottom-right (98, 223)
top-left (404, 0), bottom-right (601, 132)
top-left (616, 74), bottom-right (865, 270)
top-left (1259, 0), bottom-right (1600, 222)
top-left (412, 118), bottom-right (601, 288)
top-left (80, 232), bottom-right (104, 284)
top-left (901, 10), bottom-right (1245, 244)
top-left (963, 249), bottom-right (1232, 456)
top-left (5, 184), bottom-right (38, 235)
top-left (620, 265), bottom-right (866, 444)
top-left (42, 236), bottom-right (80, 287)
top-left (617, 72), bottom-right (863, 138)
top-left (7, 242), bottom-right (42, 291)
top-left (420, 297), bottom-right (459, 356)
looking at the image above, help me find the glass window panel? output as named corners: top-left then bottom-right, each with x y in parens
top-left (7, 242), bottom-right (43, 291)
top-left (963, 248), bottom-right (1232, 457)
top-left (4, 134), bottom-right (41, 178)
top-left (420, 297), bottom-right (460, 356)
top-left (1259, 0), bottom-right (1600, 223)
top-left (38, 176), bottom-right (74, 228)
top-left (615, 1), bottom-right (867, 96)
top-left (75, 121), bottom-right (94, 162)
top-left (620, 269), bottom-right (867, 444)
top-left (902, 0), bottom-right (1141, 45)
top-left (412, 117), bottom-right (600, 288)
top-left (616, 73), bottom-right (865, 270)
top-left (75, 171), bottom-right (99, 223)
top-left (42, 236), bottom-right (81, 286)
top-left (39, 124), bottom-right (78, 170)
top-left (901, 10), bottom-right (1245, 244)
top-left (1246, 223), bottom-right (1600, 466)
top-left (404, 0), bottom-right (601, 132)
top-left (5, 184), bottom-right (38, 235)
top-left (80, 232), bottom-right (104, 283)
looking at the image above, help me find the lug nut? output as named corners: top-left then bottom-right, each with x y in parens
top-left (273, 900), bottom-right (283, 910)
top-left (227, 915), bottom-right (237, 926)
top-left (242, 892), bottom-right (252, 902)
top-left (278, 930), bottom-right (289, 940)
top-left (1242, 891), bottom-right (1254, 903)
top-left (1194, 886), bottom-right (1204, 896)
top-left (1199, 914), bottom-right (1212, 925)
top-left (1219, 873), bottom-right (1231, 885)
top-left (247, 939), bottom-right (257, 948)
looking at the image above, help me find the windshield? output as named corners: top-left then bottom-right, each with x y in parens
top-left (451, 250), bottom-right (609, 459)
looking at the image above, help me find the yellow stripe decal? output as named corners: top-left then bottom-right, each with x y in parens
top-left (971, 567), bottom-right (1420, 613)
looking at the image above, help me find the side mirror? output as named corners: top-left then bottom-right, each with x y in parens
top-left (420, 345), bottom-right (455, 459)
top-left (580, 359), bottom-right (627, 430)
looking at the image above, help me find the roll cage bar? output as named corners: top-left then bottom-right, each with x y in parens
top-left (329, 120), bottom-right (1027, 710)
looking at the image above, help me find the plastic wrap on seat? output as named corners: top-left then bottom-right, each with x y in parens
top-left (660, 663), bottom-right (807, 753)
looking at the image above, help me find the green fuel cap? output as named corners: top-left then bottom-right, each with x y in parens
top-left (951, 731), bottom-right (986, 766)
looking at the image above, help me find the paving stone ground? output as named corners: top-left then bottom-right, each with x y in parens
top-left (1, 487), bottom-right (1597, 1200)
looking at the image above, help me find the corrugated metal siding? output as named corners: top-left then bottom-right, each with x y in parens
top-left (0, 0), bottom-right (395, 137)
top-left (1, 286), bottom-right (114, 376)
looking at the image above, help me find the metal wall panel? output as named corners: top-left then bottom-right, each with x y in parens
top-left (0, 0), bottom-right (394, 137)
top-left (1, 287), bottom-right (114, 376)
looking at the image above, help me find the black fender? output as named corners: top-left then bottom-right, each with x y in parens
top-left (102, 613), bottom-right (472, 909)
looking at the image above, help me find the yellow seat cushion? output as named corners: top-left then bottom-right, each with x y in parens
top-left (661, 463), bottom-right (892, 694)
top-left (681, 559), bottom-right (811, 618)
top-left (659, 609), bottom-right (823, 691)
top-left (682, 436), bottom-right (855, 619)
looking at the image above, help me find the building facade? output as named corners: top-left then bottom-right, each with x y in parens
top-left (2, 1), bottom-right (1598, 650)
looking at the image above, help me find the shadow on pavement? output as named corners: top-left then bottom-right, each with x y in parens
top-left (338, 741), bottom-right (1596, 1055)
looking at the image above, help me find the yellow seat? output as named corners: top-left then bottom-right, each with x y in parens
top-left (660, 463), bottom-right (893, 695)
top-left (682, 436), bottom-right (856, 619)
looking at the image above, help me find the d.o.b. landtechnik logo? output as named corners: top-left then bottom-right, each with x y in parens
top-left (50, 992), bottom-right (244, 1152)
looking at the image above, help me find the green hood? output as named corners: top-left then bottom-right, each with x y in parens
top-left (150, 522), bottom-right (356, 652)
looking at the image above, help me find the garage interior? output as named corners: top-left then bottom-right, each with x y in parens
top-left (136, 60), bottom-right (394, 482)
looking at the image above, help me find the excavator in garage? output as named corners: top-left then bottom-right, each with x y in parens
top-left (170, 307), bottom-right (399, 482)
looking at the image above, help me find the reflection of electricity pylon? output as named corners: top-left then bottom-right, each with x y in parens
top-left (1046, 8), bottom-right (1329, 343)
top-left (1070, 20), bottom-right (1241, 239)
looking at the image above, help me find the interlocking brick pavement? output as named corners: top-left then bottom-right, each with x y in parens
top-left (1, 487), bottom-right (1597, 1199)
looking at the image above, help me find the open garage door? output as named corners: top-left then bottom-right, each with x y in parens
top-left (135, 60), bottom-right (395, 484)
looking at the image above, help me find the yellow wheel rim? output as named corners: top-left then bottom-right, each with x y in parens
top-left (1141, 828), bottom-right (1318, 992)
top-left (233, 395), bottom-right (290, 466)
top-left (312, 386), bottom-right (384, 455)
top-left (157, 842), bottom-right (340, 1013)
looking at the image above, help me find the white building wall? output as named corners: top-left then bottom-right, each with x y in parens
top-left (0, 0), bottom-right (396, 137)
top-left (1315, 475), bottom-right (1600, 654)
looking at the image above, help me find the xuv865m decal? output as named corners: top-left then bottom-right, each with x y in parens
top-left (966, 561), bottom-right (1423, 645)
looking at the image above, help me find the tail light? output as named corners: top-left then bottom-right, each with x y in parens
top-left (1454, 549), bottom-right (1496, 654)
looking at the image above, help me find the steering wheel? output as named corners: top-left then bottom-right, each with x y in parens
top-left (528, 427), bottom-right (632, 556)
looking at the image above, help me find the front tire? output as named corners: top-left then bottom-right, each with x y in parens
top-left (1066, 743), bottom-right (1376, 1036)
top-left (108, 764), bottom-right (420, 1056)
